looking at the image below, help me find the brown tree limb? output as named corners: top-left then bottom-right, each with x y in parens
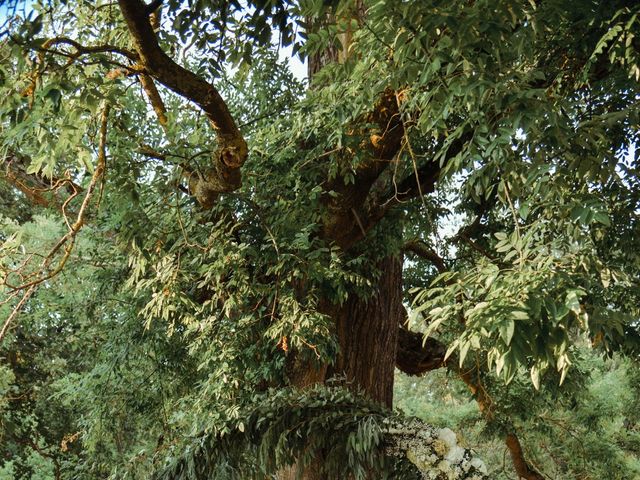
top-left (505, 433), bottom-right (546, 480)
top-left (394, 326), bottom-right (545, 480)
top-left (359, 129), bottom-right (474, 247)
top-left (393, 130), bottom-right (473, 203)
top-left (117, 0), bottom-right (247, 208)
top-left (37, 37), bottom-right (166, 132)
top-left (1, 150), bottom-right (82, 210)
top-left (40, 36), bottom-right (137, 60)
top-left (396, 326), bottom-right (448, 375)
top-left (14, 437), bottom-right (61, 480)
top-left (456, 361), bottom-right (545, 480)
top-left (139, 73), bottom-right (168, 130)
top-left (458, 233), bottom-right (499, 262)
top-left (321, 88), bottom-right (405, 249)
top-left (403, 239), bottom-right (447, 273)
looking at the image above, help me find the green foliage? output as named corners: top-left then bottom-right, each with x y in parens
top-left (153, 385), bottom-right (408, 480)
top-left (395, 351), bottom-right (640, 480)
top-left (0, 0), bottom-right (639, 478)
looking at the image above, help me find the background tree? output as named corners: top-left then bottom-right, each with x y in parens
top-left (0, 0), bottom-right (639, 479)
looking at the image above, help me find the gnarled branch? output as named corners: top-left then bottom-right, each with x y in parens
top-left (117, 0), bottom-right (247, 208)
top-left (0, 105), bottom-right (110, 342)
top-left (396, 326), bottom-right (448, 375)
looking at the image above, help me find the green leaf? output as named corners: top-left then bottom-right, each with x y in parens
top-left (511, 310), bottom-right (528, 321)
top-left (530, 365), bottom-right (540, 390)
top-left (499, 320), bottom-right (515, 345)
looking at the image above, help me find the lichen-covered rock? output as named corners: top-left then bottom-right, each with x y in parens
top-left (385, 418), bottom-right (488, 479)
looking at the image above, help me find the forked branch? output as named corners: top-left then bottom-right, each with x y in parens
top-left (0, 105), bottom-right (110, 342)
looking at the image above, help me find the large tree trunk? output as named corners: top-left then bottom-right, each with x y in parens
top-left (280, 4), bottom-right (404, 478)
top-left (326, 256), bottom-right (402, 407)
top-left (288, 255), bottom-right (403, 403)
top-left (280, 256), bottom-right (404, 479)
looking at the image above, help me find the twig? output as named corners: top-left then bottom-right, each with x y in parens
top-left (0, 104), bottom-right (110, 341)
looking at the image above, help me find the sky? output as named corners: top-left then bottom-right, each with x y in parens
top-left (279, 44), bottom-right (307, 82)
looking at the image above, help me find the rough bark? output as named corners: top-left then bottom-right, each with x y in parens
top-left (280, 256), bottom-right (406, 479)
top-left (320, 89), bottom-right (405, 250)
top-left (306, 1), bottom-right (365, 81)
top-left (286, 256), bottom-right (403, 403)
top-left (326, 255), bottom-right (403, 407)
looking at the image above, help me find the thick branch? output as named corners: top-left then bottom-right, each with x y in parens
top-left (403, 239), bottom-right (447, 273)
top-left (117, 1), bottom-right (239, 137)
top-left (117, 0), bottom-right (247, 207)
top-left (394, 130), bottom-right (473, 203)
top-left (321, 89), bottom-right (404, 249)
top-left (395, 327), bottom-right (546, 480)
top-left (396, 327), bottom-right (448, 375)
top-left (362, 129), bottom-right (474, 244)
top-left (505, 433), bottom-right (546, 480)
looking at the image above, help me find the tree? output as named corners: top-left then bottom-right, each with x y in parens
top-left (0, 0), bottom-right (639, 478)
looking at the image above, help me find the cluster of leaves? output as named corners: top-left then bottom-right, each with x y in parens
top-left (390, 0), bottom-right (640, 384)
top-left (153, 384), bottom-right (423, 480)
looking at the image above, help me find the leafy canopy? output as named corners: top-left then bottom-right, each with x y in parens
top-left (0, 0), bottom-right (639, 478)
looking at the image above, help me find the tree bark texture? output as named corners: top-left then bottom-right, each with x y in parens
top-left (326, 256), bottom-right (403, 407)
top-left (287, 256), bottom-right (403, 403)
top-left (281, 256), bottom-right (404, 479)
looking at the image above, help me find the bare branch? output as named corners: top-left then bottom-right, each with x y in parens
top-left (0, 104), bottom-right (110, 342)
top-left (39, 36), bottom-right (137, 60)
top-left (393, 130), bottom-right (473, 203)
top-left (139, 73), bottom-right (168, 130)
top-left (458, 233), bottom-right (499, 262)
top-left (403, 239), bottom-right (447, 273)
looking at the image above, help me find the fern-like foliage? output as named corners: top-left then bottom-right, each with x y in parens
top-left (153, 385), bottom-right (488, 480)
